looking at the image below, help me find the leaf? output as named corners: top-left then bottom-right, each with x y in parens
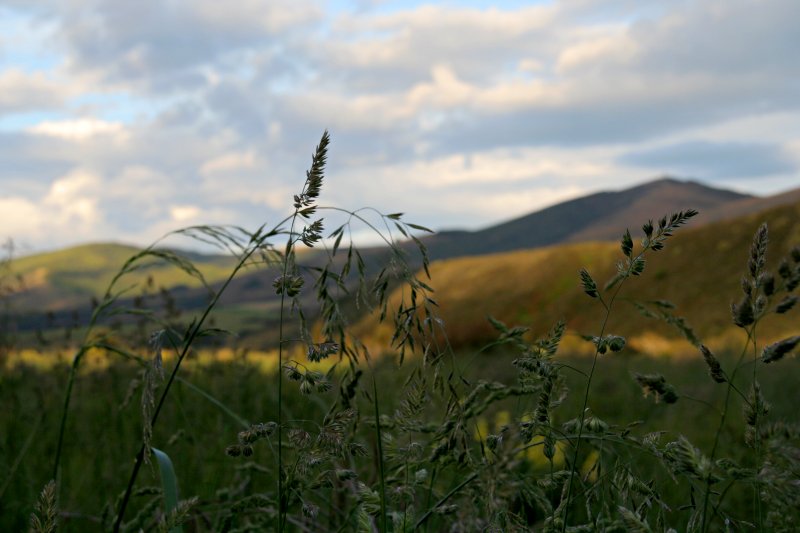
top-left (152, 448), bottom-right (182, 533)
top-left (487, 315), bottom-right (509, 333)
top-left (143, 250), bottom-right (210, 291)
top-left (603, 271), bottom-right (625, 291)
top-left (394, 221), bottom-right (408, 238)
top-left (407, 223), bottom-right (434, 233)
top-left (332, 230), bottom-right (344, 256)
top-left (196, 327), bottom-right (236, 338)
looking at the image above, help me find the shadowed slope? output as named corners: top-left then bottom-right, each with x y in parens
top-left (358, 199), bottom-right (800, 354)
top-left (423, 177), bottom-right (751, 260)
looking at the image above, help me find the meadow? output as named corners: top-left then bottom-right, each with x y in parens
top-left (3, 132), bottom-right (800, 532)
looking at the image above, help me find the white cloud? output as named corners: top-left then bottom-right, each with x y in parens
top-left (0, 169), bottom-right (101, 246)
top-left (399, 148), bottom-right (615, 188)
top-left (170, 205), bottom-right (201, 222)
top-left (445, 185), bottom-right (588, 222)
top-left (1, 0), bottom-right (799, 252)
top-left (27, 118), bottom-right (127, 141)
top-left (43, 169), bottom-right (101, 226)
top-left (0, 196), bottom-right (44, 239)
top-left (200, 150), bottom-right (258, 177)
top-left (556, 31), bottom-right (637, 73)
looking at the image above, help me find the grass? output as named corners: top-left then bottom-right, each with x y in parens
top-left (2, 132), bottom-right (800, 531)
top-left (357, 200), bottom-right (800, 353)
top-left (3, 348), bottom-right (798, 531)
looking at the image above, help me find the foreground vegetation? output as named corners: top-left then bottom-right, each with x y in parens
top-left (2, 132), bottom-right (800, 531)
top-left (4, 347), bottom-right (799, 532)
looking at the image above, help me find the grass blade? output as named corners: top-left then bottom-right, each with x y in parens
top-left (152, 448), bottom-right (181, 533)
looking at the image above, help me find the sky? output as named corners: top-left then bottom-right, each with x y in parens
top-left (1, 0), bottom-right (799, 254)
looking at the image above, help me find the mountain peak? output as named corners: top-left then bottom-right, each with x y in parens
top-left (425, 177), bottom-right (754, 260)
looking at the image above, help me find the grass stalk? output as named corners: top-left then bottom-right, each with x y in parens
top-left (414, 472), bottom-right (479, 530)
top-left (112, 236), bottom-right (271, 531)
top-left (371, 372), bottom-right (388, 532)
top-left (277, 240), bottom-right (290, 533)
top-left (561, 268), bottom-right (629, 529)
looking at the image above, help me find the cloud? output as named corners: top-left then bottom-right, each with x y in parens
top-left (44, 169), bottom-right (101, 226)
top-left (27, 118), bottom-right (127, 141)
top-left (0, 169), bottom-right (101, 246)
top-left (169, 205), bottom-right (201, 223)
top-left (43, 0), bottom-right (323, 92)
top-left (619, 141), bottom-right (797, 179)
top-left (200, 150), bottom-right (258, 177)
top-left (322, 144), bottom-right (638, 231)
top-left (0, 68), bottom-right (67, 114)
top-left (1, 0), bottom-right (799, 252)
top-left (0, 196), bottom-right (43, 239)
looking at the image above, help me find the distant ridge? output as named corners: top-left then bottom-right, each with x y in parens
top-left (7, 177), bottom-right (800, 341)
top-left (424, 177), bottom-right (752, 260)
top-left (702, 185), bottom-right (800, 223)
top-left (357, 195), bottom-right (800, 351)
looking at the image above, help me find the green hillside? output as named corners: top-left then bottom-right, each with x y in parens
top-left (6, 180), bottom-right (800, 353)
top-left (6, 243), bottom-right (239, 312)
top-left (358, 200), bottom-right (800, 355)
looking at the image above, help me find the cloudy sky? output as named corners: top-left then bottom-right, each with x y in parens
top-left (1, 0), bottom-right (799, 253)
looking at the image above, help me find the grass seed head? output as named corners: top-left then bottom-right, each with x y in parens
top-left (634, 373), bottom-right (678, 404)
top-left (761, 336), bottom-right (800, 363)
top-left (700, 345), bottom-right (726, 383)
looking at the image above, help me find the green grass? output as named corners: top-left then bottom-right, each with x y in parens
top-left (3, 134), bottom-right (800, 532)
top-left (2, 349), bottom-right (798, 531)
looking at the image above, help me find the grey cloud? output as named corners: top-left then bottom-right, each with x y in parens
top-left (0, 69), bottom-right (66, 115)
top-left (204, 81), bottom-right (274, 138)
top-left (153, 101), bottom-right (205, 130)
top-left (18, 0), bottom-right (322, 92)
top-left (618, 141), bottom-right (796, 179)
top-left (423, 91), bottom-right (739, 154)
top-left (0, 132), bottom-right (75, 184)
top-left (625, 0), bottom-right (800, 77)
top-left (292, 0), bottom-right (800, 160)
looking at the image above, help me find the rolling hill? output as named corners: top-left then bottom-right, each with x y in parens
top-left (5, 177), bottom-right (800, 351)
top-left (4, 243), bottom-right (238, 313)
top-left (356, 197), bottom-right (800, 355)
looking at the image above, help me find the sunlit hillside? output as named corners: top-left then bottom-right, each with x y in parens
top-left (358, 199), bottom-right (800, 355)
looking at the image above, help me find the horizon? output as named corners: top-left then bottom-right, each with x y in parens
top-left (1, 0), bottom-right (799, 254)
top-left (9, 174), bottom-right (796, 259)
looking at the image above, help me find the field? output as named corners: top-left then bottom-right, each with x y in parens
top-left (3, 345), bottom-right (800, 531)
top-left (3, 135), bottom-right (800, 532)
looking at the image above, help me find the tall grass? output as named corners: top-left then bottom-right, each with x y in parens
top-left (7, 132), bottom-right (800, 531)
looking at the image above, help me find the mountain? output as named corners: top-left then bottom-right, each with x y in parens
top-left (356, 196), bottom-right (800, 353)
top-left (5, 177), bottom-right (800, 349)
top-left (422, 177), bottom-right (752, 260)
